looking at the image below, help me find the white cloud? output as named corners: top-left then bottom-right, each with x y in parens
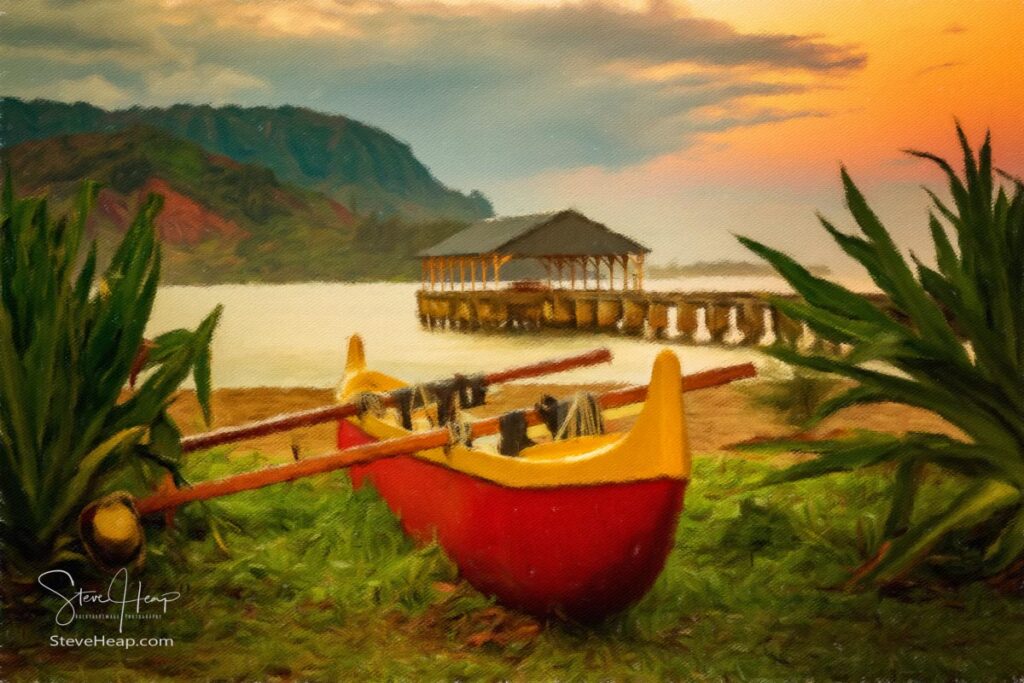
top-left (17, 74), bottom-right (133, 108)
top-left (2, 0), bottom-right (865, 179)
top-left (144, 65), bottom-right (270, 104)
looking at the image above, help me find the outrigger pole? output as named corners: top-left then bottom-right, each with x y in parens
top-left (136, 362), bottom-right (756, 516)
top-left (179, 347), bottom-right (614, 453)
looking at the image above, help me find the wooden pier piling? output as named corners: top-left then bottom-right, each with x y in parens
top-left (416, 288), bottom-right (887, 348)
top-left (574, 298), bottom-right (596, 328)
top-left (596, 297), bottom-right (623, 329)
top-left (621, 299), bottom-right (647, 334)
top-left (705, 303), bottom-right (732, 343)
top-left (647, 303), bottom-right (668, 337)
top-left (674, 301), bottom-right (699, 340)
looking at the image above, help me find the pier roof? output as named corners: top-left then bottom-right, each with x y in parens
top-left (418, 209), bottom-right (649, 258)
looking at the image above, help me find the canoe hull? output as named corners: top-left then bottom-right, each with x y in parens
top-left (338, 420), bottom-right (685, 620)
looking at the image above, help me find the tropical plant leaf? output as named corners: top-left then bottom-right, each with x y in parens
top-left (752, 433), bottom-right (903, 486)
top-left (739, 126), bottom-right (1024, 583)
top-left (983, 505), bottom-right (1024, 575)
top-left (883, 457), bottom-right (923, 538)
top-left (40, 427), bottom-right (145, 542)
top-left (857, 479), bottom-right (1019, 585)
top-left (0, 177), bottom-right (221, 576)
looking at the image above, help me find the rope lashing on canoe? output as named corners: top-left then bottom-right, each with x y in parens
top-left (535, 392), bottom-right (605, 440)
top-left (498, 410), bottom-right (535, 456)
top-left (354, 391), bottom-right (388, 419)
top-left (556, 392), bottom-right (604, 439)
top-left (446, 418), bottom-right (474, 453)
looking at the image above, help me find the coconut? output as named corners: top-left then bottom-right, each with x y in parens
top-left (79, 492), bottom-right (145, 571)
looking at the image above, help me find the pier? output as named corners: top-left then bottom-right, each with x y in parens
top-left (415, 209), bottom-right (886, 347)
top-left (415, 288), bottom-right (887, 347)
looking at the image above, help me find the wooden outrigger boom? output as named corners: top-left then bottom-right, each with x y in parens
top-left (136, 362), bottom-right (755, 516)
top-left (179, 347), bottom-right (613, 453)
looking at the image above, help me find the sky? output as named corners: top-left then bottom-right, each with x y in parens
top-left (4, 0), bottom-right (1023, 272)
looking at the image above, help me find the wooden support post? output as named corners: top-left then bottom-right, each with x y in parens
top-left (620, 255), bottom-right (629, 291)
top-left (637, 253), bottom-right (645, 291)
top-left (493, 254), bottom-right (500, 288)
top-left (607, 256), bottom-right (614, 292)
top-left (459, 258), bottom-right (465, 291)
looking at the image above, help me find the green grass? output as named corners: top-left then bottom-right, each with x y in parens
top-left (9, 451), bottom-right (1024, 681)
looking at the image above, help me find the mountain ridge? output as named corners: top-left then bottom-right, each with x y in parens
top-left (5, 126), bottom-right (468, 283)
top-left (1, 97), bottom-right (493, 221)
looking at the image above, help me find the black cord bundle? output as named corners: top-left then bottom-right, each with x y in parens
top-left (535, 395), bottom-right (567, 438)
top-left (391, 387), bottom-right (417, 430)
top-left (498, 410), bottom-right (535, 456)
top-left (534, 393), bottom-right (604, 441)
top-left (428, 373), bottom-right (490, 427)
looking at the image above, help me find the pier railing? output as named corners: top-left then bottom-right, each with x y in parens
top-left (416, 288), bottom-right (890, 348)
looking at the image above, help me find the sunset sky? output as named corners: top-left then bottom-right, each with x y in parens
top-left (5, 0), bottom-right (1023, 272)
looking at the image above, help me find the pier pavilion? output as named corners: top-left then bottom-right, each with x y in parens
top-left (416, 210), bottom-right (892, 346)
top-left (417, 210), bottom-right (651, 292)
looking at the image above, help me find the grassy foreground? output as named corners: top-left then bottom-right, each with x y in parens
top-left (9, 449), bottom-right (1024, 681)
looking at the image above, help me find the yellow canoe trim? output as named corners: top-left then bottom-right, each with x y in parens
top-left (337, 336), bottom-right (690, 488)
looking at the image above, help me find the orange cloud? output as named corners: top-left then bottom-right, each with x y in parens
top-left (677, 0), bottom-right (1024, 184)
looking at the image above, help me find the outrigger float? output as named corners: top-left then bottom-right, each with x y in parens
top-left (84, 341), bottom-right (755, 621)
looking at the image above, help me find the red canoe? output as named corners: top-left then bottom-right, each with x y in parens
top-left (336, 337), bottom-right (690, 620)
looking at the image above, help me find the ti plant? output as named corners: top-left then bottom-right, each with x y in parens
top-left (0, 174), bottom-right (220, 586)
top-left (738, 126), bottom-right (1024, 587)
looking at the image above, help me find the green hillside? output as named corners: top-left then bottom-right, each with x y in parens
top-left (6, 127), bottom-right (467, 284)
top-left (1, 97), bottom-right (493, 221)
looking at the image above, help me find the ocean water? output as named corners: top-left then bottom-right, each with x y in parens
top-left (147, 277), bottom-right (836, 388)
